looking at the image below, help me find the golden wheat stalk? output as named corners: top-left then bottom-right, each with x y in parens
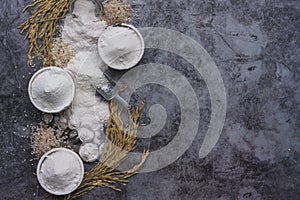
top-left (65, 102), bottom-right (149, 200)
top-left (19, 0), bottom-right (71, 66)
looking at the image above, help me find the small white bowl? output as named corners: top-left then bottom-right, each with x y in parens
top-left (98, 23), bottom-right (145, 70)
top-left (28, 67), bottom-right (75, 113)
top-left (37, 148), bottom-right (84, 196)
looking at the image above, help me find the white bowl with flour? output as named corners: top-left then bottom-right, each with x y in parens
top-left (98, 23), bottom-right (144, 70)
top-left (37, 148), bottom-right (84, 195)
top-left (28, 67), bottom-right (75, 113)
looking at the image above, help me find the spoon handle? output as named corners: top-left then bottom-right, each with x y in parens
top-left (114, 94), bottom-right (130, 109)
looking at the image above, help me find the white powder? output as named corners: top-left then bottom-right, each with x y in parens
top-left (62, 0), bottom-right (106, 51)
top-left (38, 148), bottom-right (83, 195)
top-left (78, 127), bottom-right (95, 143)
top-left (79, 143), bottom-right (100, 162)
top-left (98, 25), bottom-right (144, 70)
top-left (64, 51), bottom-right (109, 145)
top-left (29, 67), bottom-right (74, 113)
top-left (59, 0), bottom-right (109, 162)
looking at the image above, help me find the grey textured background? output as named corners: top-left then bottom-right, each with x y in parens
top-left (0, 0), bottom-right (300, 199)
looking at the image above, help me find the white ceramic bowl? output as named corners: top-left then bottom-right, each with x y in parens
top-left (98, 23), bottom-right (145, 70)
top-left (28, 67), bottom-right (75, 113)
top-left (37, 148), bottom-right (84, 196)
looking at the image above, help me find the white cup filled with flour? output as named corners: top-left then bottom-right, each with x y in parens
top-left (37, 148), bottom-right (84, 195)
top-left (28, 67), bottom-right (75, 113)
top-left (98, 23), bottom-right (144, 70)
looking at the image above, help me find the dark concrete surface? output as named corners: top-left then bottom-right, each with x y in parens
top-left (1, 0), bottom-right (300, 199)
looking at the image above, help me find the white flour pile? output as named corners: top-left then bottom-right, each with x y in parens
top-left (59, 0), bottom-right (109, 162)
top-left (98, 25), bottom-right (143, 70)
top-left (79, 143), bottom-right (100, 162)
top-left (38, 149), bottom-right (83, 195)
top-left (64, 51), bottom-right (109, 161)
top-left (62, 0), bottom-right (106, 51)
top-left (30, 67), bottom-right (74, 113)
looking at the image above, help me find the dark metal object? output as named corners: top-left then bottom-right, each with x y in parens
top-left (69, 0), bottom-right (104, 17)
top-left (94, 73), bottom-right (130, 109)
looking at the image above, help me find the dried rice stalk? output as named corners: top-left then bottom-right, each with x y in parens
top-left (52, 38), bottom-right (75, 68)
top-left (65, 102), bottom-right (149, 200)
top-left (18, 0), bottom-right (71, 66)
top-left (101, 0), bottom-right (131, 26)
top-left (31, 123), bottom-right (63, 158)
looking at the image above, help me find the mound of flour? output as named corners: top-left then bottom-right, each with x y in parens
top-left (59, 0), bottom-right (109, 162)
top-left (64, 51), bottom-right (109, 144)
top-left (62, 0), bottom-right (106, 51)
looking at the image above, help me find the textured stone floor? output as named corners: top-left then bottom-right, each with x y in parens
top-left (0, 0), bottom-right (299, 199)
